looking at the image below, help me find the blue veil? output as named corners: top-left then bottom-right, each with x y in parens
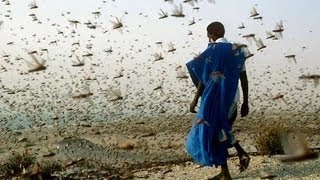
top-left (185, 42), bottom-right (246, 167)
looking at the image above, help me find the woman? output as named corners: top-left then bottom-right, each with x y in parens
top-left (186, 22), bottom-right (248, 180)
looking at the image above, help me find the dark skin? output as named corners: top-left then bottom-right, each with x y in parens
top-left (190, 31), bottom-right (250, 180)
top-left (190, 71), bottom-right (249, 117)
top-left (240, 71), bottom-right (249, 116)
top-left (190, 32), bottom-right (249, 116)
top-left (189, 82), bottom-right (204, 113)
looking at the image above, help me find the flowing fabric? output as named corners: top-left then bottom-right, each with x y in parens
top-left (186, 42), bottom-right (246, 167)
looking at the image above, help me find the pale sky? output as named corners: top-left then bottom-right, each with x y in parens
top-left (1, 0), bottom-right (320, 65)
top-left (0, 0), bottom-right (319, 129)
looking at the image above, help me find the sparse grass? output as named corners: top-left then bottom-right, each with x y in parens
top-left (34, 160), bottom-right (62, 175)
top-left (0, 151), bottom-right (62, 178)
top-left (0, 150), bottom-right (35, 176)
top-left (255, 122), bottom-right (287, 155)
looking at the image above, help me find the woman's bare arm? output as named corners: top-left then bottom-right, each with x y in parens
top-left (190, 82), bottom-right (205, 113)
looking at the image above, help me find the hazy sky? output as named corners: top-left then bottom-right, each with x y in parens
top-left (0, 0), bottom-right (319, 89)
top-left (1, 0), bottom-right (319, 94)
top-left (1, 0), bottom-right (320, 129)
top-left (1, 0), bottom-right (320, 66)
top-left (1, 0), bottom-right (319, 87)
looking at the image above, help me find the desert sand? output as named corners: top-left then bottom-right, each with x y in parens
top-left (1, 112), bottom-right (319, 179)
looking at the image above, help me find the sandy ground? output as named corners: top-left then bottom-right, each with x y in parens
top-left (0, 112), bottom-right (319, 179)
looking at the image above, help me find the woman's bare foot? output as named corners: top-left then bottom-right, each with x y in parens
top-left (239, 154), bottom-right (250, 172)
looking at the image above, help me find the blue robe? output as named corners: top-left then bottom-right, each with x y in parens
top-left (186, 42), bottom-right (246, 167)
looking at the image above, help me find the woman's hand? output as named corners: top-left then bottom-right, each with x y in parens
top-left (190, 100), bottom-right (198, 113)
top-left (240, 102), bottom-right (249, 117)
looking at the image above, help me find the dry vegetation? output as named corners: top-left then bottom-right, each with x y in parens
top-left (0, 150), bottom-right (126, 179)
top-left (255, 122), bottom-right (287, 155)
top-left (0, 150), bottom-right (62, 179)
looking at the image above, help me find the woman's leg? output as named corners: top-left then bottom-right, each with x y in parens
top-left (229, 109), bottom-right (250, 172)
